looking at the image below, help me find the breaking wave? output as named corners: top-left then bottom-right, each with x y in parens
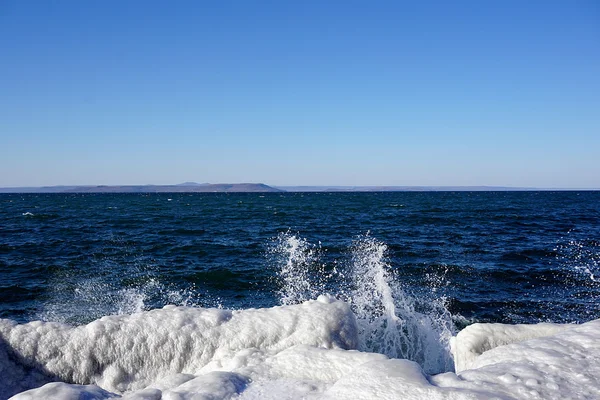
top-left (271, 232), bottom-right (455, 374)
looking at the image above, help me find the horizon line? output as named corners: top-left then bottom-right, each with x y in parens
top-left (0, 183), bottom-right (599, 192)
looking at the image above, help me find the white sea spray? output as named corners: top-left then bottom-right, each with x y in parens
top-left (270, 232), bottom-right (327, 305)
top-left (556, 235), bottom-right (600, 283)
top-left (345, 235), bottom-right (455, 374)
top-left (271, 233), bottom-right (455, 374)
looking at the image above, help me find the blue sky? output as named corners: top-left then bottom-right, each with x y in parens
top-left (1, 1), bottom-right (599, 188)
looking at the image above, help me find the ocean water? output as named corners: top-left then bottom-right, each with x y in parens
top-left (1, 191), bottom-right (600, 399)
top-left (3, 191), bottom-right (599, 325)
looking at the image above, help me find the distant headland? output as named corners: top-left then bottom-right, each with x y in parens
top-left (0, 183), bottom-right (589, 193)
top-left (0, 183), bottom-right (283, 193)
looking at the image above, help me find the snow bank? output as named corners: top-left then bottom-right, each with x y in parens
top-left (3, 299), bottom-right (600, 400)
top-left (451, 321), bottom-right (569, 372)
top-left (0, 295), bottom-right (356, 398)
top-left (8, 383), bottom-right (116, 400)
top-left (436, 318), bottom-right (600, 399)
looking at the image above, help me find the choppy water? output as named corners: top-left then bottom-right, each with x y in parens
top-left (2, 191), bottom-right (599, 333)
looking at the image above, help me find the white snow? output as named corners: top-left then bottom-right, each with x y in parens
top-left (2, 298), bottom-right (600, 400)
top-left (451, 321), bottom-right (569, 372)
top-left (1, 295), bottom-right (356, 398)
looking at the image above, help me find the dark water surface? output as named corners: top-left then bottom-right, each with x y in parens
top-left (1, 191), bottom-right (599, 325)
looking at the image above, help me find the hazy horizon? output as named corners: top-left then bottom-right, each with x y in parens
top-left (1, 1), bottom-right (598, 188)
top-left (1, 182), bottom-right (598, 191)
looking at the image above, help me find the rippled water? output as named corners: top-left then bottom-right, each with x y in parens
top-left (1, 191), bottom-right (599, 326)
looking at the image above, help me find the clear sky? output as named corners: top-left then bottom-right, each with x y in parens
top-left (1, 0), bottom-right (599, 188)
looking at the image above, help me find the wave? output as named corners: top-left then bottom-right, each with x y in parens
top-left (2, 233), bottom-right (600, 399)
top-left (270, 233), bottom-right (454, 374)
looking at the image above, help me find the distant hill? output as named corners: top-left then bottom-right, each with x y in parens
top-left (275, 186), bottom-right (538, 192)
top-left (0, 183), bottom-right (283, 193)
top-left (175, 182), bottom-right (207, 186)
top-left (1, 184), bottom-right (589, 194)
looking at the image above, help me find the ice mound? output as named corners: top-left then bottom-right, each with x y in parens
top-left (8, 383), bottom-right (116, 400)
top-left (451, 321), bottom-right (569, 372)
top-left (441, 318), bottom-right (600, 399)
top-left (0, 296), bottom-right (356, 398)
top-left (3, 300), bottom-right (600, 400)
top-left (322, 319), bottom-right (600, 400)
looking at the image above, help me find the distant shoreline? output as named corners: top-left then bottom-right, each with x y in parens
top-left (0, 183), bottom-right (597, 193)
top-left (273, 186), bottom-right (589, 192)
top-left (0, 183), bottom-right (282, 193)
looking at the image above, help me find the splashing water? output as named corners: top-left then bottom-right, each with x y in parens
top-left (556, 238), bottom-right (600, 283)
top-left (269, 232), bottom-right (324, 305)
top-left (553, 236), bottom-right (600, 320)
top-left (39, 274), bottom-right (206, 325)
top-left (38, 252), bottom-right (208, 326)
top-left (346, 236), bottom-right (455, 374)
top-left (40, 277), bottom-right (147, 324)
top-left (271, 233), bottom-right (455, 374)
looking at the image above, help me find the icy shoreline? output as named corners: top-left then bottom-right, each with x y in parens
top-left (2, 297), bottom-right (599, 400)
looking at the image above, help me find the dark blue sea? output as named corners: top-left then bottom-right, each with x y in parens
top-left (1, 191), bottom-right (600, 327)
